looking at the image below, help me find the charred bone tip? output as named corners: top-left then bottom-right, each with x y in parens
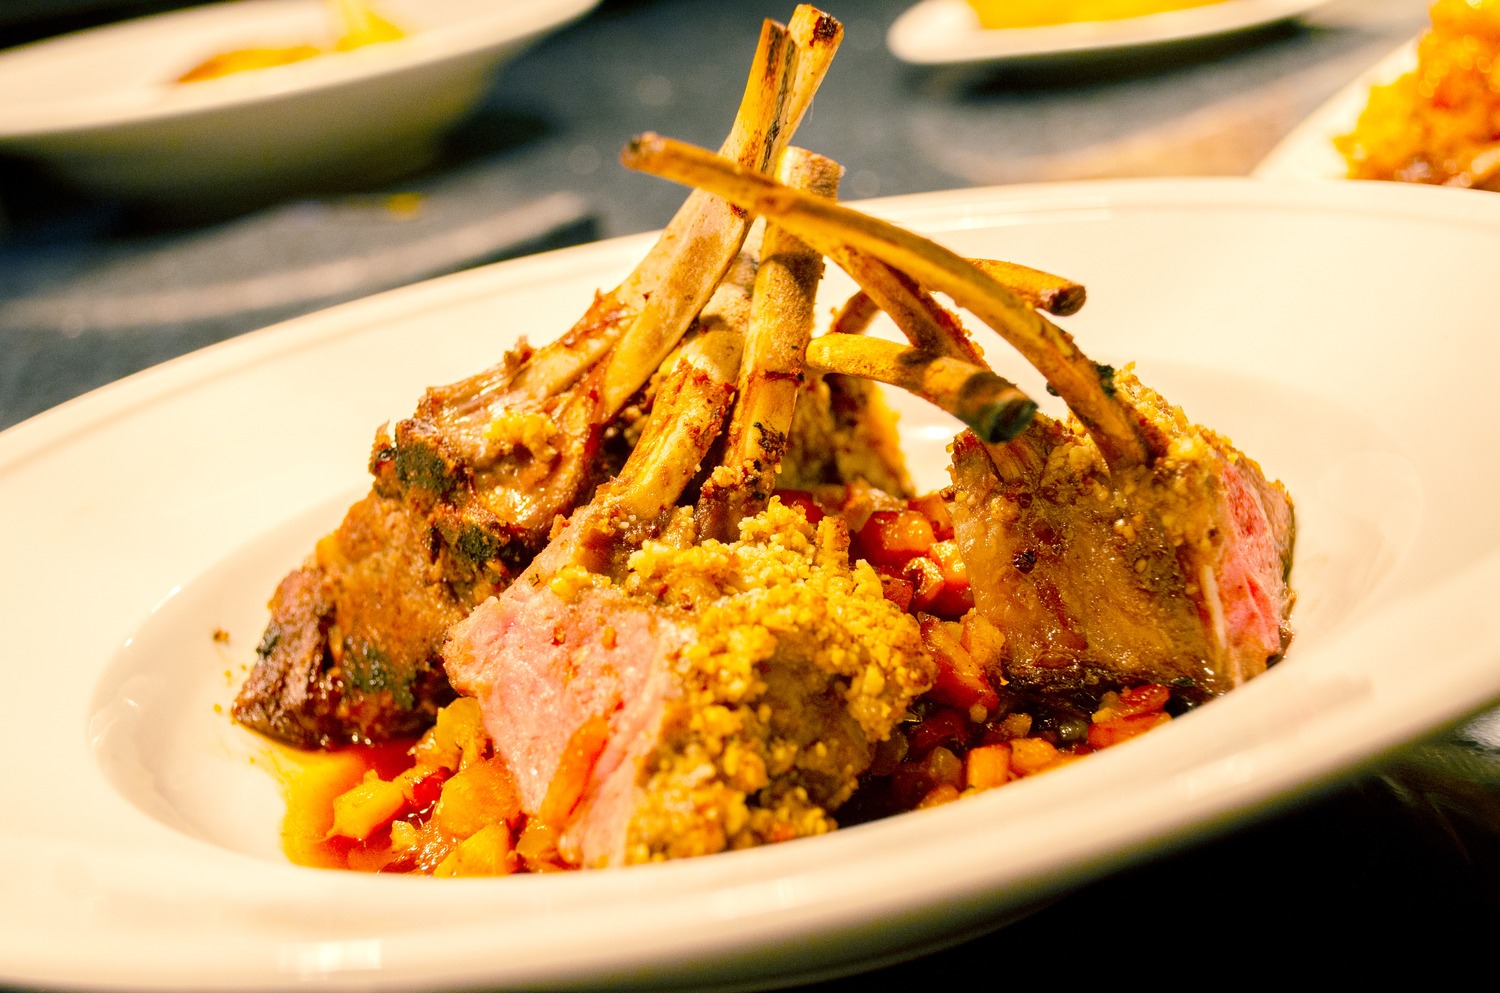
top-left (970, 396), bottom-right (1038, 444)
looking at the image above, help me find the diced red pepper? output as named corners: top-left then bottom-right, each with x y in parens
top-left (858, 510), bottom-right (936, 567)
top-left (404, 768), bottom-right (450, 815)
top-left (1087, 711), bottom-right (1170, 750)
top-left (1116, 684), bottom-right (1171, 717)
top-left (907, 707), bottom-right (971, 757)
top-left (904, 555), bottom-right (948, 614)
top-left (965, 743), bottom-right (1012, 791)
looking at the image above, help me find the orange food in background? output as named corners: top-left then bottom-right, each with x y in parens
top-left (966, 0), bottom-right (1229, 30)
top-left (1337, 0), bottom-right (1500, 188)
top-left (177, 45), bottom-right (324, 83)
top-left (177, 0), bottom-right (404, 83)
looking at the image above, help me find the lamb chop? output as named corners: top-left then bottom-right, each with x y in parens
top-left (233, 7), bottom-right (844, 748)
top-left (620, 133), bottom-right (1295, 706)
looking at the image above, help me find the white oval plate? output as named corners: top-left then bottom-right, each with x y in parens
top-left (1255, 38), bottom-right (1416, 181)
top-left (887, 0), bottom-right (1335, 66)
top-left (5, 178), bottom-right (1500, 992)
top-left (0, 0), bottom-right (599, 203)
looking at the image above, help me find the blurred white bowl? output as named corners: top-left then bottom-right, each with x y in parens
top-left (0, 0), bottom-right (599, 205)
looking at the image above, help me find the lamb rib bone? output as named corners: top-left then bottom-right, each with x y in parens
top-left (805, 334), bottom-right (1036, 444)
top-left (618, 132), bottom-right (1156, 470)
top-left (829, 256), bottom-right (1085, 343)
top-left (597, 7), bottom-right (843, 418)
top-left (697, 146), bottom-right (843, 541)
top-left (798, 235), bottom-right (1070, 455)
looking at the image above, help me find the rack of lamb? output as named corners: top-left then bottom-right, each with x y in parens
top-left (235, 6), bottom-right (1294, 874)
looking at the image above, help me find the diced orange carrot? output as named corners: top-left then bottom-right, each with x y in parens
top-left (1009, 737), bottom-right (1061, 776)
top-left (965, 743), bottom-right (1012, 791)
top-left (327, 772), bottom-right (406, 842)
top-left (928, 540), bottom-right (967, 584)
top-left (538, 714), bottom-right (611, 826)
top-left (917, 783), bottom-right (961, 809)
top-left (925, 540), bottom-right (974, 616)
top-left (433, 823), bottom-right (514, 878)
top-left (433, 756), bottom-right (522, 839)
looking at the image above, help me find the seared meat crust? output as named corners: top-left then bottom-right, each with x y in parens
top-left (948, 368), bottom-right (1294, 702)
top-left (232, 334), bottom-right (624, 748)
top-left (232, 492), bottom-right (466, 747)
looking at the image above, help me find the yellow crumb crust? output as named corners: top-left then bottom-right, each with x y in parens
top-left (616, 500), bottom-right (933, 863)
top-left (1029, 365), bottom-right (1280, 557)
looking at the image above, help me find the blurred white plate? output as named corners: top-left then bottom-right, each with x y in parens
top-left (888, 0), bottom-right (1335, 65)
top-left (1255, 39), bottom-right (1416, 181)
top-left (5, 178), bottom-right (1500, 992)
top-left (0, 0), bottom-right (599, 203)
